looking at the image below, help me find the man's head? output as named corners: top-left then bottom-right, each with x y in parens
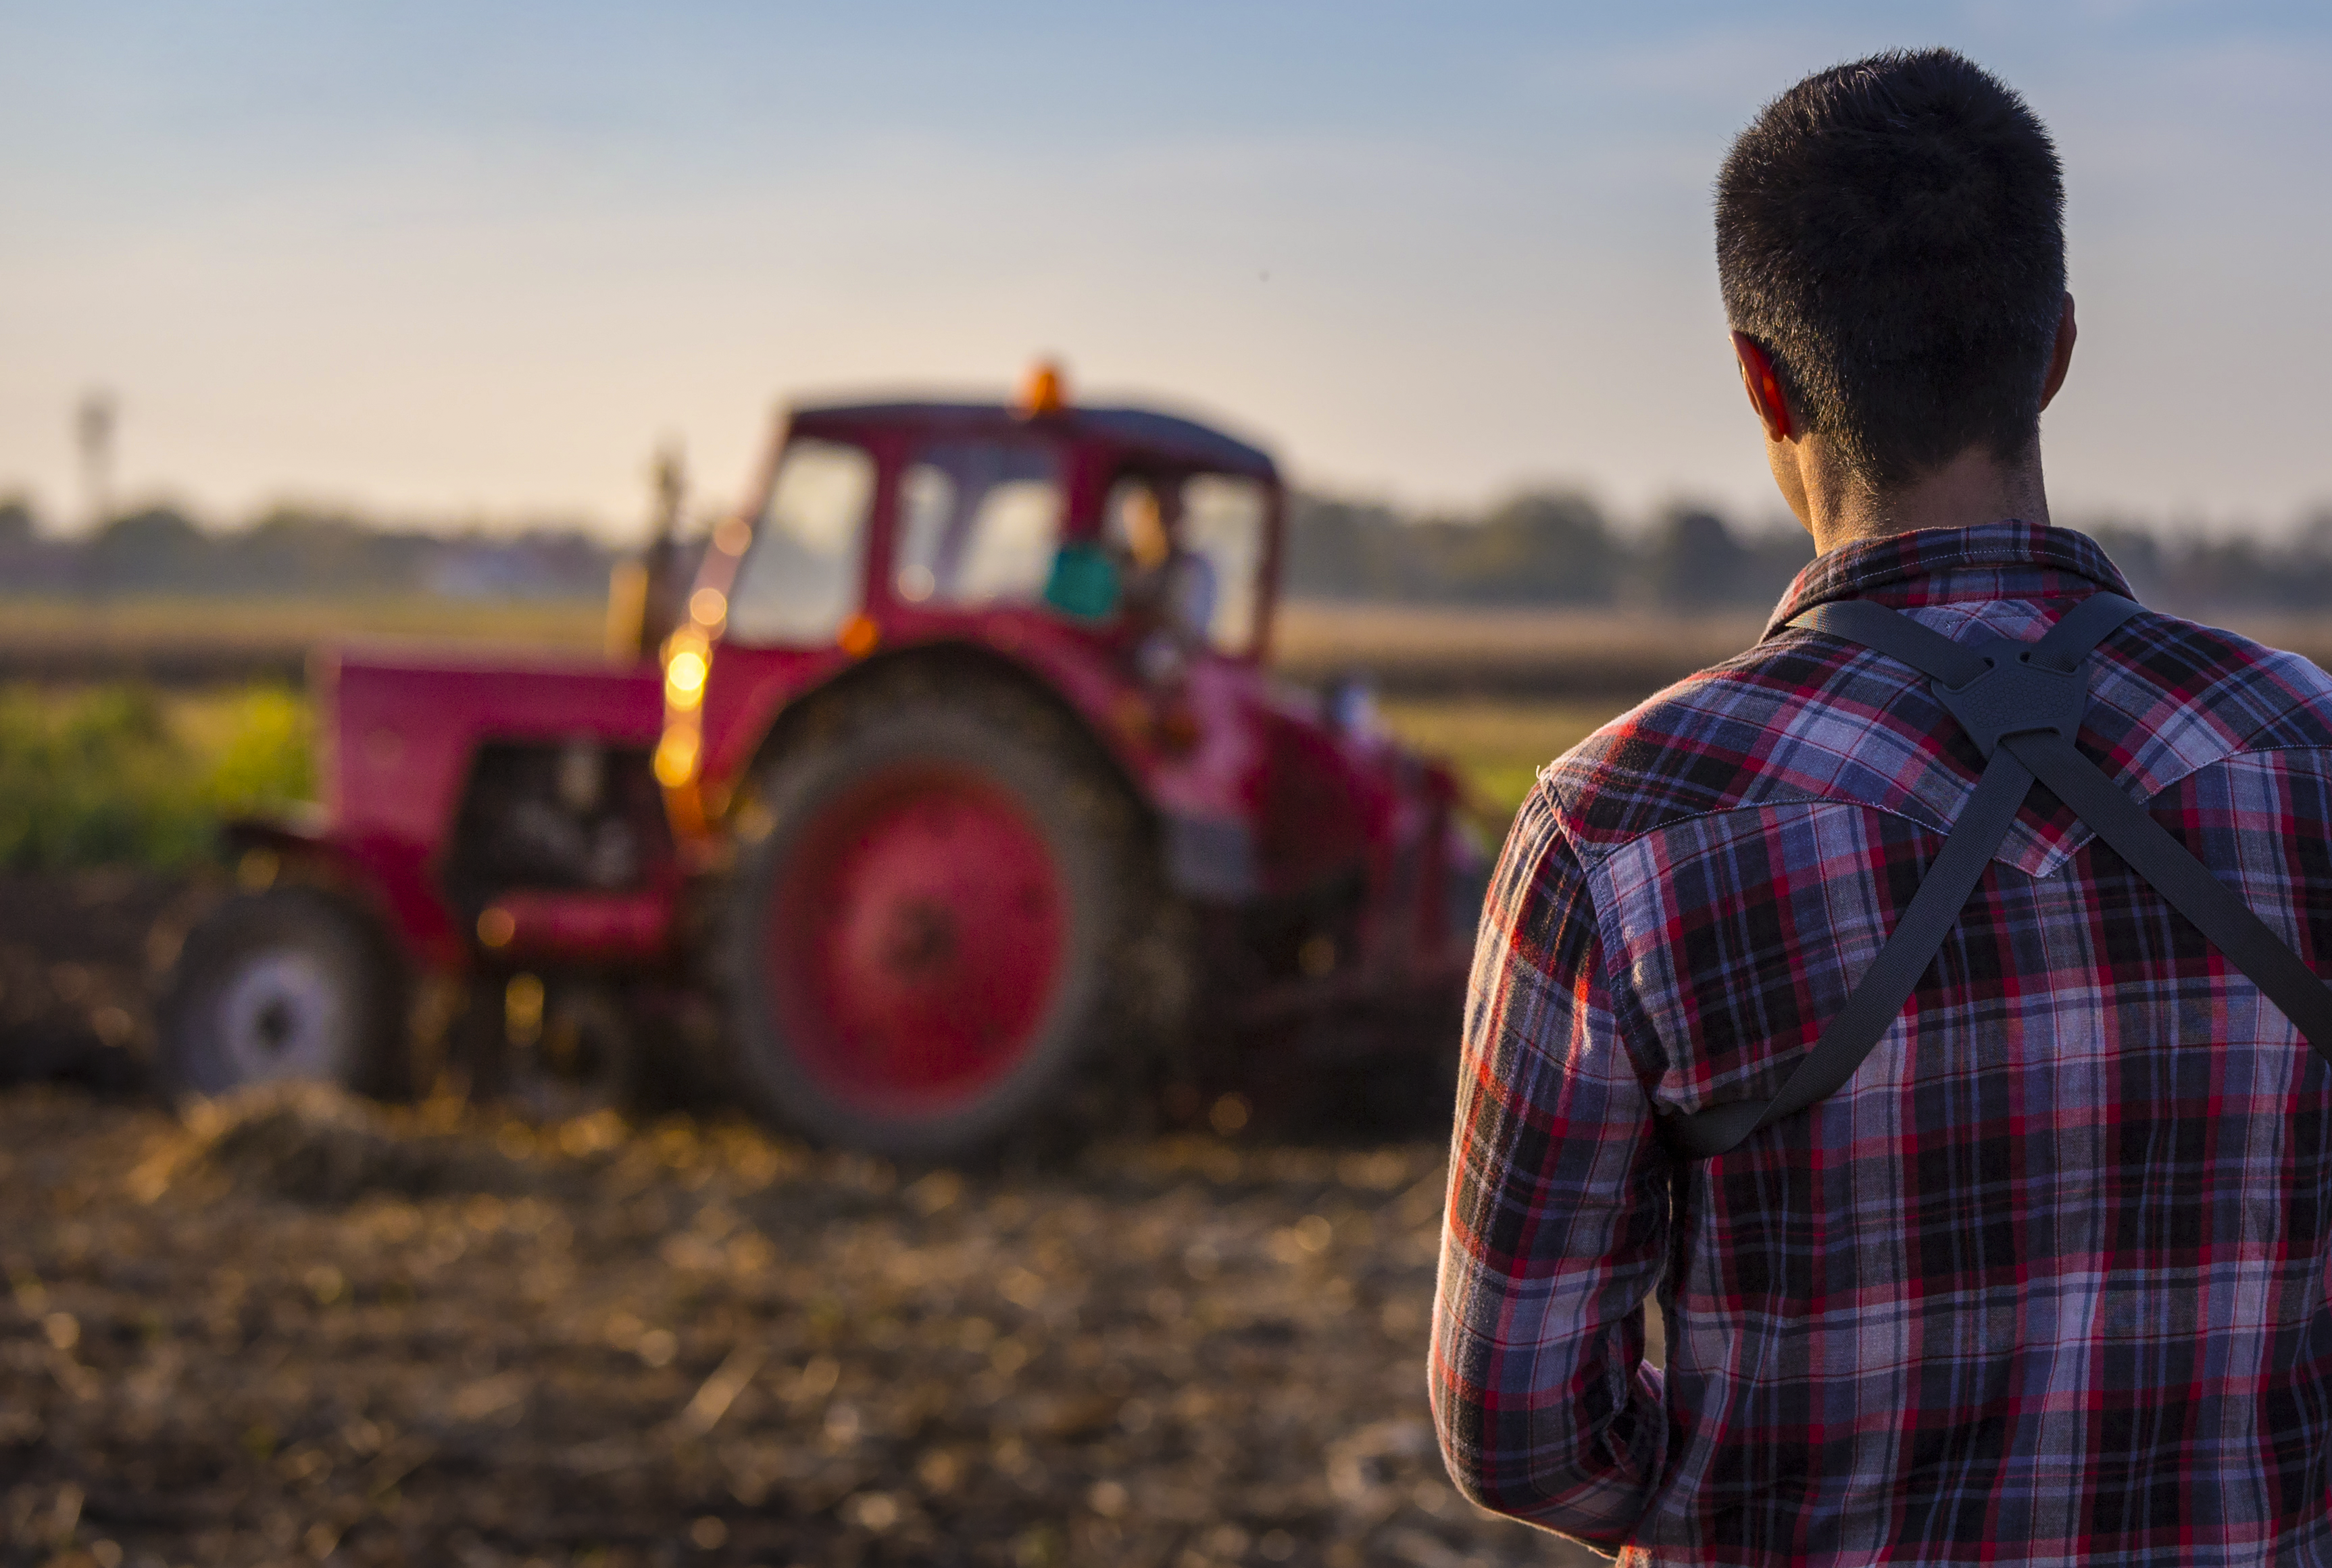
top-left (1718, 49), bottom-right (2066, 497)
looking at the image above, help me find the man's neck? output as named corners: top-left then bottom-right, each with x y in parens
top-left (1783, 437), bottom-right (2052, 557)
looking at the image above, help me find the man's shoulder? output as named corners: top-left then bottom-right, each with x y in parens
top-left (2105, 606), bottom-right (2332, 758)
top-left (1536, 603), bottom-right (2332, 859)
top-left (1535, 632), bottom-right (1868, 853)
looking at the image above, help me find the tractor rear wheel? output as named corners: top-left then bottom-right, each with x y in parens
top-left (722, 681), bottom-right (1167, 1159)
top-left (157, 886), bottom-right (408, 1101)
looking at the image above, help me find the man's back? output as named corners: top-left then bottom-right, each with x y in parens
top-left (1433, 522), bottom-right (2332, 1563)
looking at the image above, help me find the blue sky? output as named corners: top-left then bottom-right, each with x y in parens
top-left (5, 2), bottom-right (2330, 535)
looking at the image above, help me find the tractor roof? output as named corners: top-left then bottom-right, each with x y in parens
top-left (789, 401), bottom-right (1277, 480)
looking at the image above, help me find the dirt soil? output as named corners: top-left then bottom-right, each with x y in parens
top-left (0, 876), bottom-right (1607, 1568)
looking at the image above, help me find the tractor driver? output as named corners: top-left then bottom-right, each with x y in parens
top-left (1108, 478), bottom-right (1216, 654)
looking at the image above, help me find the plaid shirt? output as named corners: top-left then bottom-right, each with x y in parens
top-left (1432, 522), bottom-right (2332, 1565)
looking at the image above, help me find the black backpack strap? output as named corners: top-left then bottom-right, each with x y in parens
top-left (2000, 728), bottom-right (2332, 1061)
top-left (1794, 598), bottom-right (1989, 687)
top-left (1798, 588), bottom-right (2146, 713)
top-left (1661, 744), bottom-right (2037, 1157)
top-left (1664, 592), bottom-right (2331, 1159)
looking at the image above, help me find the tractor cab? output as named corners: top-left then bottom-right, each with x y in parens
top-left (653, 372), bottom-right (1284, 840)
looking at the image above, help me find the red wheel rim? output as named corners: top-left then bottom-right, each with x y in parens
top-left (768, 763), bottom-right (1068, 1116)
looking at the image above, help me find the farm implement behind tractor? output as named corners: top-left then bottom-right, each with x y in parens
top-left (160, 369), bottom-right (1489, 1157)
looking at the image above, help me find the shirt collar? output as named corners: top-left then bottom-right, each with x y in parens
top-left (1764, 520), bottom-right (2139, 638)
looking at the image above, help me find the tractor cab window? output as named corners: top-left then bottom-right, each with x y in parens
top-left (895, 441), bottom-right (1063, 609)
top-left (1101, 472), bottom-right (1268, 657)
top-left (728, 437), bottom-right (876, 645)
top-left (1182, 475), bottom-right (1268, 655)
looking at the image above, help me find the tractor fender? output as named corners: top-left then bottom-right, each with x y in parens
top-left (722, 640), bottom-right (1269, 907)
top-left (216, 810), bottom-right (451, 970)
top-left (728, 639), bottom-right (1166, 861)
top-left (221, 807), bottom-right (359, 886)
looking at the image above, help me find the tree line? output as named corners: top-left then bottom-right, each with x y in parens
top-left (7, 490), bottom-right (2332, 615)
top-left (0, 497), bottom-right (611, 601)
top-left (1287, 494), bottom-right (2332, 615)
top-left (1286, 493), bottom-right (1816, 608)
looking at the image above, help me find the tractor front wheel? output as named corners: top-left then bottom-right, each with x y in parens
top-left (157, 886), bottom-right (407, 1101)
top-left (723, 684), bottom-right (1158, 1159)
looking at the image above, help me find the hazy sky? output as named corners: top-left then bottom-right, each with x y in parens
top-left (5, 1), bottom-right (2329, 536)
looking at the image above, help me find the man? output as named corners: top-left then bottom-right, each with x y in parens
top-left (1431, 49), bottom-right (2332, 1565)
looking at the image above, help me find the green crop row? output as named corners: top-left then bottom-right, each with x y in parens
top-left (0, 681), bottom-right (1612, 871)
top-left (0, 684), bottom-right (312, 869)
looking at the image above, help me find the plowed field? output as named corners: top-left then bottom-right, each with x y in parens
top-left (0, 876), bottom-right (1607, 1568)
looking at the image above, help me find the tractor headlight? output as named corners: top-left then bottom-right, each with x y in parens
top-left (658, 629), bottom-right (711, 788)
top-left (666, 648), bottom-right (707, 708)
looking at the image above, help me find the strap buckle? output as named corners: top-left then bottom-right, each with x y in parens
top-left (1929, 642), bottom-right (2087, 759)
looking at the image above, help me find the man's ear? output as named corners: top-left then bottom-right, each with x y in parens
top-left (1731, 332), bottom-right (1793, 441)
top-left (2039, 293), bottom-right (2077, 411)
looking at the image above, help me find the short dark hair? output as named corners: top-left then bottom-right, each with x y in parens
top-left (1716, 49), bottom-right (2065, 489)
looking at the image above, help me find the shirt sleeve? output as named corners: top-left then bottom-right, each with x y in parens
top-left (1430, 782), bottom-right (1674, 1548)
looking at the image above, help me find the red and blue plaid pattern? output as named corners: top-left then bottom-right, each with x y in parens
top-left (1431, 522), bottom-right (2332, 1565)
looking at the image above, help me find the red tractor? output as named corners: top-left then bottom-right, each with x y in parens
top-left (160, 371), bottom-right (1487, 1155)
